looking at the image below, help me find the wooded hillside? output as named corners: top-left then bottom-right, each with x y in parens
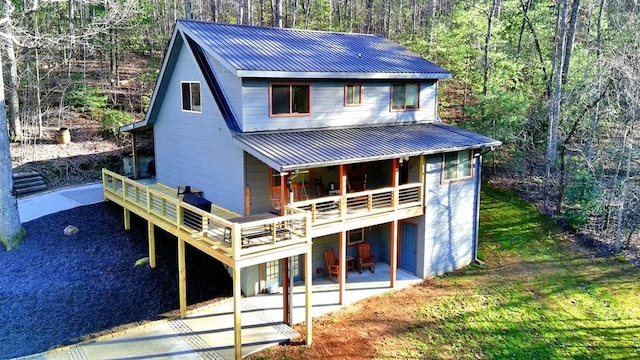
top-left (3, 0), bottom-right (639, 255)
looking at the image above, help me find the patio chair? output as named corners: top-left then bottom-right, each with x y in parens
top-left (357, 242), bottom-right (375, 273)
top-left (324, 249), bottom-right (347, 281)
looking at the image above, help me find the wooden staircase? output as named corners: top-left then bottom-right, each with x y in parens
top-left (12, 171), bottom-right (47, 196)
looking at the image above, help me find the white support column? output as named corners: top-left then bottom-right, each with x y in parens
top-left (305, 250), bottom-right (313, 345)
top-left (233, 265), bottom-right (242, 359)
top-left (339, 231), bottom-right (346, 304)
top-left (390, 220), bottom-right (398, 289)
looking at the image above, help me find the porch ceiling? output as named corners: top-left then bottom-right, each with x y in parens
top-left (232, 122), bottom-right (502, 172)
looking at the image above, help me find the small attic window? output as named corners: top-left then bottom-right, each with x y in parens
top-left (181, 81), bottom-right (201, 112)
top-left (345, 83), bottom-right (362, 106)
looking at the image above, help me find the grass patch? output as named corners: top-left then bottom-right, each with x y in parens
top-left (403, 184), bottom-right (640, 359)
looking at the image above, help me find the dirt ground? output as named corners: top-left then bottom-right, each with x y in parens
top-left (10, 116), bottom-right (134, 190)
top-left (246, 278), bottom-right (464, 359)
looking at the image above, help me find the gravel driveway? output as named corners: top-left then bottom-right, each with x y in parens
top-left (0, 202), bottom-right (231, 359)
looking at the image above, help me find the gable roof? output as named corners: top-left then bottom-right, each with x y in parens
top-left (233, 123), bottom-right (501, 172)
top-left (178, 20), bottom-right (451, 79)
top-left (122, 21), bottom-right (453, 134)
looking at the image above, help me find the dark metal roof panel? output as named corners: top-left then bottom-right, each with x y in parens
top-left (233, 123), bottom-right (501, 172)
top-left (178, 20), bottom-right (450, 78)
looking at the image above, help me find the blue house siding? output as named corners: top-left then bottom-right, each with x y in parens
top-left (244, 153), bottom-right (272, 214)
top-left (153, 41), bottom-right (246, 214)
top-left (203, 51), bottom-right (243, 126)
top-left (241, 79), bottom-right (438, 132)
top-left (419, 155), bottom-right (476, 277)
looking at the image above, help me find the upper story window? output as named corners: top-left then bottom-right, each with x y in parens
top-left (344, 83), bottom-right (362, 106)
top-left (391, 83), bottom-right (420, 111)
top-left (442, 150), bottom-right (473, 182)
top-left (270, 83), bottom-right (311, 116)
top-left (181, 81), bottom-right (202, 112)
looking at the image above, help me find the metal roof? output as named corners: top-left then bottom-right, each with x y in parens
top-left (233, 123), bottom-right (502, 172)
top-left (178, 20), bottom-right (450, 79)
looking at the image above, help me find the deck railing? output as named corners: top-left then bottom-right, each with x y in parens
top-left (293, 183), bottom-right (423, 226)
top-left (102, 169), bottom-right (311, 259)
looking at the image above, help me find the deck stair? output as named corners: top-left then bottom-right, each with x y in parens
top-left (12, 171), bottom-right (47, 196)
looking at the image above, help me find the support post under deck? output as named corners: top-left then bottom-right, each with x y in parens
top-left (178, 237), bottom-right (187, 318)
top-left (124, 208), bottom-right (131, 230)
top-left (233, 265), bottom-right (242, 359)
top-left (339, 231), bottom-right (346, 305)
top-left (305, 250), bottom-right (313, 345)
top-left (390, 220), bottom-right (398, 289)
top-left (148, 222), bottom-right (156, 268)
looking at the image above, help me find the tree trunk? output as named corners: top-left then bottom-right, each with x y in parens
top-left (275, 0), bottom-right (283, 27)
top-left (517, 0), bottom-right (530, 54)
top-left (562, 0), bottom-right (580, 84)
top-left (2, 0), bottom-right (22, 141)
top-left (426, 0), bottom-right (436, 48)
top-left (185, 0), bottom-right (192, 19)
top-left (0, 53), bottom-right (25, 251)
top-left (586, 0), bottom-right (606, 164)
top-left (615, 141), bottom-right (633, 252)
top-left (211, 0), bottom-right (219, 22)
top-left (366, 0), bottom-right (374, 33)
top-left (545, 0), bottom-right (569, 188)
top-left (482, 0), bottom-right (498, 96)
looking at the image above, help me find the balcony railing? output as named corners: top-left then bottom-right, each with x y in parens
top-left (102, 169), bottom-right (311, 259)
top-left (293, 183), bottom-right (423, 226)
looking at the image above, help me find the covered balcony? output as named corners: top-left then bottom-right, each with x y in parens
top-left (268, 160), bottom-right (425, 237)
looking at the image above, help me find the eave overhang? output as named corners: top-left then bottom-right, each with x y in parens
top-left (233, 122), bottom-right (502, 172)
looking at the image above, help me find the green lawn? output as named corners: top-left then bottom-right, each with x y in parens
top-left (402, 185), bottom-right (640, 359)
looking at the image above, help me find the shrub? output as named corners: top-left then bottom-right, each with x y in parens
top-left (100, 110), bottom-right (134, 138)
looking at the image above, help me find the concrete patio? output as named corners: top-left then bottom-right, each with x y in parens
top-left (28, 263), bottom-right (421, 360)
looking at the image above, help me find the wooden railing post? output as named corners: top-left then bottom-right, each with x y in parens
top-left (232, 224), bottom-right (242, 258)
top-left (176, 203), bottom-right (183, 230)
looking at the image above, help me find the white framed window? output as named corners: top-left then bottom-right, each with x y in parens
top-left (442, 150), bottom-right (473, 182)
top-left (270, 83), bottom-right (311, 116)
top-left (344, 83), bottom-right (363, 106)
top-left (181, 81), bottom-right (202, 112)
top-left (391, 83), bottom-right (420, 111)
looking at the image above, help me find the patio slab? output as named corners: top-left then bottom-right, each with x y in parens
top-left (26, 262), bottom-right (420, 360)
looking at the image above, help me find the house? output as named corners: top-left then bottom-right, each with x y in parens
top-left (105, 20), bottom-right (500, 358)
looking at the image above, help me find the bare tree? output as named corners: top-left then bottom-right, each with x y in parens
top-left (545, 0), bottom-right (570, 193)
top-left (2, 0), bottom-right (22, 141)
top-left (0, 46), bottom-right (25, 250)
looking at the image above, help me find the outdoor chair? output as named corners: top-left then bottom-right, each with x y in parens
top-left (357, 242), bottom-right (375, 273)
top-left (324, 249), bottom-right (346, 281)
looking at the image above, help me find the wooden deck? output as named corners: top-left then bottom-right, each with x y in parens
top-left (293, 183), bottom-right (424, 237)
top-left (102, 169), bottom-right (312, 267)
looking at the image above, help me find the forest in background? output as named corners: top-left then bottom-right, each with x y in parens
top-left (2, 0), bottom-right (638, 255)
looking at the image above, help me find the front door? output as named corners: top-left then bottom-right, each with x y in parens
top-left (400, 222), bottom-right (417, 274)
